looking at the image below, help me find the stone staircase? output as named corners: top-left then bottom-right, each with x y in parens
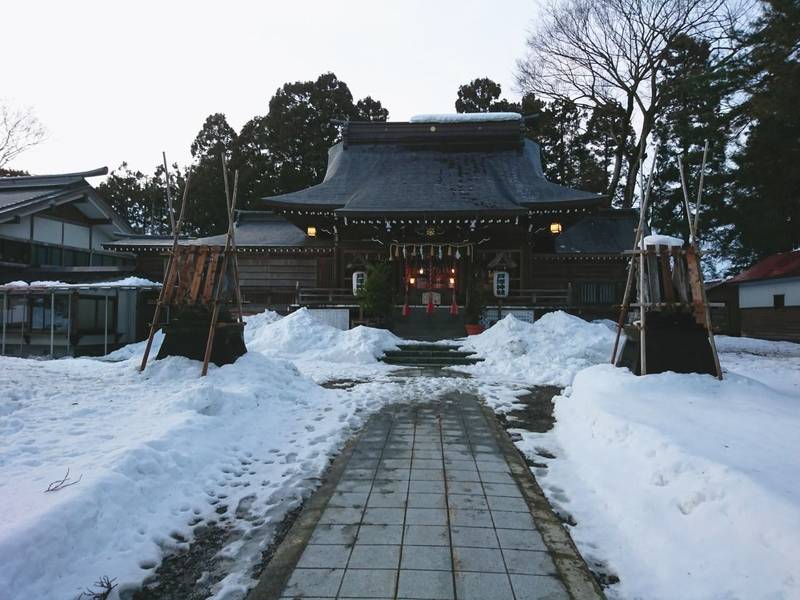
top-left (381, 343), bottom-right (484, 367)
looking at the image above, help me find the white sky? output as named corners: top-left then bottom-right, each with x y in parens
top-left (3, 0), bottom-right (538, 177)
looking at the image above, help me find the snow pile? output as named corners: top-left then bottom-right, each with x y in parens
top-left (409, 112), bottom-right (521, 123)
top-left (242, 309), bottom-right (282, 344)
top-left (715, 334), bottom-right (800, 357)
top-left (0, 348), bottom-right (392, 599)
top-left (514, 364), bottom-right (800, 600)
top-left (1, 276), bottom-right (161, 288)
top-left (715, 335), bottom-right (800, 398)
top-left (642, 233), bottom-right (684, 247)
top-left (247, 307), bottom-right (400, 364)
top-left (460, 312), bottom-right (616, 386)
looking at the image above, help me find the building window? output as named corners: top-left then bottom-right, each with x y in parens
top-left (77, 296), bottom-right (116, 333)
top-left (774, 294), bottom-right (785, 308)
top-left (28, 296), bottom-right (70, 331)
top-left (0, 238), bottom-right (31, 264)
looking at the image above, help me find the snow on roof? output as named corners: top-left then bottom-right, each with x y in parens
top-left (729, 249), bottom-right (800, 284)
top-left (642, 234), bottom-right (684, 248)
top-left (409, 112), bottom-right (522, 123)
top-left (0, 277), bottom-right (161, 291)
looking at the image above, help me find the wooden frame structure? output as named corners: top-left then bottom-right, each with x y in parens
top-left (611, 143), bottom-right (722, 379)
top-left (139, 159), bottom-right (245, 376)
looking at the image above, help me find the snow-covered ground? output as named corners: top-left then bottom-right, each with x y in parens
top-left (1, 308), bottom-right (798, 600)
top-left (0, 309), bottom-right (402, 599)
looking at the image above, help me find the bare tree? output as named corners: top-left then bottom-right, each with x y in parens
top-left (517, 0), bottom-right (745, 207)
top-left (0, 101), bottom-right (46, 169)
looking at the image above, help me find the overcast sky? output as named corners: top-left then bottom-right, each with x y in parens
top-left (3, 0), bottom-right (539, 177)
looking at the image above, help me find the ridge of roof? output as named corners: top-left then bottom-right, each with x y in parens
top-left (0, 167), bottom-right (108, 189)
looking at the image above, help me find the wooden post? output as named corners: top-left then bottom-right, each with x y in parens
top-left (2, 292), bottom-right (6, 356)
top-left (49, 291), bottom-right (55, 357)
top-left (221, 156), bottom-right (244, 322)
top-left (677, 158), bottom-right (696, 243)
top-left (694, 140), bottom-right (709, 239)
top-left (201, 168), bottom-right (240, 376)
top-left (103, 291), bottom-right (109, 356)
top-left (139, 172), bottom-right (192, 372)
top-left (163, 151), bottom-right (175, 234)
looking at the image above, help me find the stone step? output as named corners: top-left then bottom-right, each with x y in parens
top-left (396, 343), bottom-right (462, 352)
top-left (380, 355), bottom-right (484, 366)
top-left (384, 349), bottom-right (476, 359)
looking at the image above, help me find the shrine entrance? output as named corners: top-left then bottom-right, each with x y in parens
top-left (391, 242), bottom-right (473, 313)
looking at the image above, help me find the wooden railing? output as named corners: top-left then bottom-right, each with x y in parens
top-left (505, 285), bottom-right (572, 306)
top-left (296, 287), bottom-right (358, 306)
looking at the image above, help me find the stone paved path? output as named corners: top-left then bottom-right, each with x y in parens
top-left (254, 392), bottom-right (601, 600)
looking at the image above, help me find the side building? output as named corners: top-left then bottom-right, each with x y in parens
top-left (0, 168), bottom-right (159, 356)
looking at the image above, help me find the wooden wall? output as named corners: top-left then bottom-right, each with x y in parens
top-left (741, 307), bottom-right (800, 342)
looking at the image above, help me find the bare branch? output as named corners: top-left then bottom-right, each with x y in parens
top-left (0, 101), bottom-right (47, 169)
top-left (44, 468), bottom-right (82, 492)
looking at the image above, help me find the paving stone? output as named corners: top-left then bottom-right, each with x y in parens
top-left (343, 468), bottom-right (378, 480)
top-left (381, 458), bottom-right (411, 470)
top-left (413, 442), bottom-right (442, 451)
top-left (445, 469), bottom-right (481, 482)
top-left (478, 470), bottom-right (517, 484)
top-left (448, 507), bottom-right (493, 527)
top-left (443, 458), bottom-right (477, 471)
top-left (309, 524), bottom-right (359, 545)
top-left (329, 492), bottom-right (370, 509)
top-left (349, 544), bottom-right (401, 569)
top-left (375, 468), bottom-right (411, 481)
top-left (403, 524), bottom-right (450, 546)
top-left (491, 510), bottom-right (537, 530)
top-left (476, 459), bottom-right (511, 473)
top-left (320, 506), bottom-right (364, 524)
top-left (356, 524), bottom-right (403, 545)
top-left (452, 546), bottom-right (506, 573)
top-left (446, 481), bottom-right (484, 496)
top-left (509, 573), bottom-right (570, 600)
top-left (363, 507), bottom-right (405, 525)
top-left (373, 479), bottom-right (408, 494)
top-left (367, 491), bottom-right (408, 508)
top-left (296, 544), bottom-right (351, 569)
top-left (454, 571), bottom-right (514, 600)
top-left (449, 526), bottom-right (499, 548)
top-left (407, 493), bottom-right (446, 508)
top-left (397, 569), bottom-right (454, 599)
top-left (410, 469), bottom-right (444, 481)
top-left (337, 479), bottom-right (375, 493)
top-left (405, 507), bottom-right (448, 525)
top-left (381, 449), bottom-right (412, 459)
top-left (411, 450), bottom-right (441, 460)
top-left (502, 549), bottom-right (558, 575)
top-left (282, 567), bottom-right (344, 597)
top-left (400, 544), bottom-right (452, 570)
top-left (411, 458), bottom-right (442, 470)
top-left (338, 568), bottom-right (398, 598)
top-left (496, 527), bottom-right (547, 551)
top-left (447, 494), bottom-right (489, 510)
top-left (409, 480), bottom-right (445, 494)
top-left (482, 482), bottom-right (524, 497)
top-left (486, 495), bottom-right (529, 512)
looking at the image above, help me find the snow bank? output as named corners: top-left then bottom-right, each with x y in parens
top-left (715, 334), bottom-right (800, 357)
top-left (0, 348), bottom-right (387, 598)
top-left (247, 307), bottom-right (400, 363)
top-left (516, 364), bottom-right (800, 600)
top-left (409, 112), bottom-right (521, 123)
top-left (2, 276), bottom-right (161, 288)
top-left (242, 309), bottom-right (282, 344)
top-left (460, 312), bottom-right (615, 386)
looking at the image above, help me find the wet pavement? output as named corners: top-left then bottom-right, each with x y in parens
top-left (250, 391), bottom-right (604, 600)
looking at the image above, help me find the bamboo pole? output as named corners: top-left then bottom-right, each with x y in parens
top-left (677, 158), bottom-right (696, 243)
top-left (163, 151), bottom-right (175, 234)
top-left (139, 172), bottom-right (192, 372)
top-left (221, 156), bottom-right (244, 323)
top-left (201, 168), bottom-right (239, 376)
top-left (610, 143), bottom-right (658, 365)
top-left (693, 140), bottom-right (709, 239)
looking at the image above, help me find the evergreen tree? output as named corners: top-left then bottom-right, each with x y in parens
top-left (725, 0), bottom-right (800, 269)
top-left (185, 113), bottom-right (239, 236)
top-left (650, 35), bottom-right (729, 273)
top-left (98, 163), bottom-right (174, 234)
top-left (455, 78), bottom-right (518, 113)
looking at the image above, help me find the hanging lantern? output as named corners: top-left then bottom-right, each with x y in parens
top-left (550, 221), bottom-right (563, 234)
